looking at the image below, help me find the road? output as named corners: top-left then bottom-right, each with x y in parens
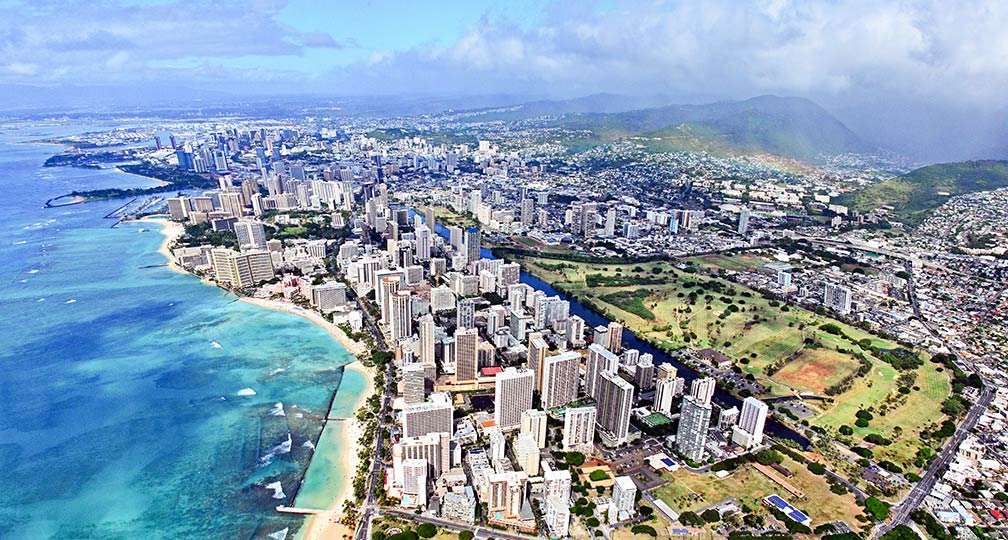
top-left (353, 290), bottom-right (393, 540)
top-left (381, 509), bottom-right (538, 540)
top-left (872, 386), bottom-right (993, 539)
top-left (868, 260), bottom-right (995, 539)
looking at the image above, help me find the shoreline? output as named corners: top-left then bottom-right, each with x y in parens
top-left (240, 297), bottom-right (370, 358)
top-left (299, 359), bottom-right (376, 540)
top-left (135, 215), bottom-right (375, 539)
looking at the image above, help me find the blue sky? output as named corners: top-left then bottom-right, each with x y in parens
top-left (2, 0), bottom-right (1007, 113)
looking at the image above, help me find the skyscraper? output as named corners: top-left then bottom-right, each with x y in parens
top-left (690, 377), bottom-right (716, 406)
top-left (494, 367), bottom-right (534, 432)
top-left (520, 409), bottom-right (548, 448)
top-left (234, 220), bottom-right (267, 250)
top-left (563, 405), bottom-right (596, 452)
top-left (676, 395), bottom-right (712, 462)
top-left (609, 476), bottom-right (637, 524)
top-left (457, 299), bottom-right (476, 330)
top-left (738, 206), bottom-right (751, 235)
top-left (418, 314), bottom-right (436, 365)
top-left (585, 343), bottom-right (618, 399)
top-left (541, 351), bottom-right (580, 409)
top-left (606, 321), bottom-right (624, 354)
top-left (824, 283), bottom-right (853, 315)
top-left (380, 275), bottom-right (401, 327)
top-left (415, 224), bottom-right (432, 261)
top-left (653, 363), bottom-right (678, 415)
top-left (390, 290), bottom-right (412, 341)
top-left (595, 370), bottom-right (634, 446)
top-left (732, 396), bottom-right (768, 449)
top-left (464, 227), bottom-right (481, 265)
top-left (454, 327), bottom-right (479, 383)
top-left (401, 393), bottom-right (453, 438)
top-left (527, 333), bottom-right (548, 393)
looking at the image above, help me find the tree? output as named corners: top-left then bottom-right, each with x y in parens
top-left (807, 462), bottom-right (826, 475)
top-left (679, 511), bottom-right (704, 526)
top-left (702, 508), bottom-right (721, 523)
top-left (589, 470), bottom-right (609, 481)
top-left (880, 525), bottom-right (922, 540)
top-left (755, 449), bottom-right (784, 466)
top-left (416, 523), bottom-right (437, 538)
top-left (864, 497), bottom-right (890, 521)
top-left (566, 452), bottom-right (586, 466)
top-left (587, 517), bottom-right (601, 527)
top-left (458, 532), bottom-right (474, 540)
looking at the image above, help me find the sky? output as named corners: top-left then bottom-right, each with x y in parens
top-left (2, 0), bottom-right (1007, 158)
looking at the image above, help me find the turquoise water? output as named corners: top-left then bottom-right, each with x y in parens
top-left (0, 124), bottom-right (361, 539)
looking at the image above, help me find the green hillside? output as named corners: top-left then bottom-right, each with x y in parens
top-left (838, 160), bottom-right (1008, 226)
top-left (555, 95), bottom-right (871, 160)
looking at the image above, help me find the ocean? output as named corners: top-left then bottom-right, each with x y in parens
top-left (0, 122), bottom-right (361, 540)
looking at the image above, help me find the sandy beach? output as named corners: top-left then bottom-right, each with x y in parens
top-left (134, 216), bottom-right (186, 274)
top-left (240, 297), bottom-right (370, 357)
top-left (136, 215), bottom-right (377, 539)
top-left (299, 359), bottom-right (377, 540)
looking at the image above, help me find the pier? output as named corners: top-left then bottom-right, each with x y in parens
top-left (276, 506), bottom-right (323, 515)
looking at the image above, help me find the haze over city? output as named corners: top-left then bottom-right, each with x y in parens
top-left (2, 3), bottom-right (1007, 540)
top-left (4, 0), bottom-right (1008, 160)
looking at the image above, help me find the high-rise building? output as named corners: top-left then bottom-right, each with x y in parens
top-left (390, 290), bottom-right (412, 341)
top-left (456, 299), bottom-right (476, 330)
top-left (520, 409), bottom-right (548, 448)
top-left (512, 432), bottom-right (540, 475)
top-left (449, 226), bottom-right (463, 251)
top-left (527, 334), bottom-right (548, 393)
top-left (604, 207), bottom-right (616, 237)
top-left (738, 206), bottom-right (751, 235)
top-left (393, 431), bottom-right (450, 485)
top-left (211, 248), bottom-right (274, 288)
top-left (541, 351), bottom-right (580, 409)
top-left (567, 315), bottom-right (586, 348)
top-left (454, 327), bottom-right (479, 382)
top-left (424, 207), bottom-right (436, 230)
top-left (824, 283), bottom-right (853, 315)
top-left (311, 282), bottom-right (347, 312)
top-left (219, 191), bottom-right (244, 218)
top-left (606, 321), bottom-right (624, 354)
top-left (634, 354), bottom-right (655, 391)
top-left (544, 495), bottom-right (570, 537)
top-left (596, 370), bottom-right (634, 445)
top-left (609, 476), bottom-right (637, 524)
top-left (379, 275), bottom-right (402, 327)
top-left (487, 471), bottom-right (527, 518)
top-left (400, 459), bottom-right (428, 507)
top-left (690, 377), bottom-right (716, 406)
top-left (401, 393), bottom-right (453, 438)
top-left (494, 367), bottom-right (534, 432)
top-left (732, 396), bottom-right (768, 449)
top-left (676, 395), bottom-right (712, 462)
top-left (415, 224), bottom-right (432, 261)
top-left (464, 227), bottom-right (481, 265)
top-left (653, 364), bottom-right (678, 415)
top-left (543, 468), bottom-right (572, 502)
top-left (418, 314), bottom-right (436, 365)
top-left (563, 405), bottom-right (596, 452)
top-left (585, 343), bottom-right (619, 399)
top-left (402, 363), bottom-right (426, 404)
